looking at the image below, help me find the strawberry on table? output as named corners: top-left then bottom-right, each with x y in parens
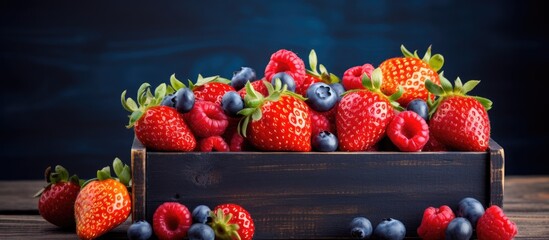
top-left (35, 165), bottom-right (82, 229)
top-left (121, 82), bottom-right (196, 151)
top-left (426, 75), bottom-right (492, 151)
top-left (337, 68), bottom-right (403, 151)
top-left (74, 158), bottom-right (132, 240)
top-left (238, 79), bottom-right (312, 151)
top-left (379, 45), bottom-right (444, 107)
top-left (210, 203), bottom-right (255, 240)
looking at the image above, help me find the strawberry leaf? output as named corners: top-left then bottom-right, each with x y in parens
top-left (127, 110), bottom-right (143, 128)
top-left (55, 165), bottom-right (69, 182)
top-left (154, 83), bottom-right (167, 100)
top-left (441, 76), bottom-right (453, 93)
top-left (371, 68), bottom-right (383, 90)
top-left (401, 45), bottom-right (415, 58)
top-left (251, 109), bottom-right (262, 121)
top-left (429, 54), bottom-right (444, 72)
top-left (125, 98), bottom-right (139, 112)
top-left (118, 165), bottom-right (131, 187)
top-left (422, 45), bottom-right (432, 62)
top-left (426, 79), bottom-right (444, 96)
top-left (361, 73), bottom-right (374, 90)
top-left (474, 96), bottom-right (493, 110)
top-left (309, 49), bottom-right (318, 73)
top-left (97, 166), bottom-right (111, 180)
top-left (462, 80), bottom-right (480, 94)
top-left (319, 64), bottom-right (328, 74)
top-left (137, 83), bottom-right (151, 106)
top-left (170, 74), bottom-right (186, 91)
top-left (329, 73), bottom-right (340, 84)
top-left (113, 157), bottom-right (124, 178)
top-left (454, 77), bottom-right (464, 93)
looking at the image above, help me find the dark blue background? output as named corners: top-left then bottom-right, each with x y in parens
top-left (2, 1), bottom-right (548, 179)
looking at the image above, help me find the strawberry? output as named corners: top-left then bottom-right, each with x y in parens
top-left (75, 158), bottom-right (132, 240)
top-left (379, 45), bottom-right (444, 107)
top-left (35, 165), bottom-right (82, 229)
top-left (238, 79), bottom-right (312, 151)
top-left (122, 83), bottom-right (196, 151)
top-left (238, 79), bottom-right (270, 99)
top-left (168, 73), bottom-right (235, 105)
top-left (342, 63), bottom-right (374, 90)
top-left (264, 49), bottom-right (306, 93)
top-left (210, 203), bottom-right (255, 240)
top-left (300, 49), bottom-right (341, 96)
top-left (426, 75), bottom-right (492, 151)
top-left (337, 68), bottom-right (403, 151)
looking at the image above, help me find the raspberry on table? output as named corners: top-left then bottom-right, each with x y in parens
top-left (476, 205), bottom-right (518, 240)
top-left (417, 205), bottom-right (455, 240)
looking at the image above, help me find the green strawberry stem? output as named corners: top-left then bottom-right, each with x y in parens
top-left (81, 158), bottom-right (132, 188)
top-left (237, 79), bottom-right (306, 137)
top-left (34, 165), bottom-right (81, 198)
top-left (401, 44), bottom-right (444, 72)
top-left (343, 68), bottom-right (404, 111)
top-left (209, 209), bottom-right (241, 240)
top-left (305, 49), bottom-right (340, 84)
top-left (121, 82), bottom-right (168, 128)
top-left (425, 74), bottom-right (493, 117)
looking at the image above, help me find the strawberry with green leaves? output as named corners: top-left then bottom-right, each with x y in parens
top-left (379, 45), bottom-right (444, 107)
top-left (121, 82), bottom-right (196, 151)
top-left (210, 203), bottom-right (255, 240)
top-left (299, 49), bottom-right (341, 96)
top-left (426, 75), bottom-right (492, 151)
top-left (337, 68), bottom-right (403, 151)
top-left (170, 74), bottom-right (234, 105)
top-left (35, 165), bottom-right (82, 229)
top-left (238, 79), bottom-right (312, 151)
top-left (75, 158), bottom-right (132, 240)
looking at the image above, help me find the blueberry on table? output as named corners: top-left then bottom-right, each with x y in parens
top-left (445, 217), bottom-right (473, 240)
top-left (349, 216), bottom-right (373, 239)
top-left (175, 88), bottom-right (195, 113)
top-left (312, 131), bottom-right (338, 152)
top-left (306, 82), bottom-right (338, 112)
top-left (373, 218), bottom-right (406, 240)
top-left (221, 91), bottom-right (244, 117)
top-left (406, 98), bottom-right (429, 122)
top-left (188, 223), bottom-right (215, 240)
top-left (457, 197), bottom-right (485, 227)
top-left (127, 220), bottom-right (152, 240)
top-left (271, 72), bottom-right (296, 92)
top-left (231, 67), bottom-right (257, 91)
top-left (192, 205), bottom-right (212, 224)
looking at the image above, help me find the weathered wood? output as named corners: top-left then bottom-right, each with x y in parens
top-left (134, 138), bottom-right (506, 239)
top-left (0, 181), bottom-right (43, 213)
top-left (131, 137), bottom-right (146, 222)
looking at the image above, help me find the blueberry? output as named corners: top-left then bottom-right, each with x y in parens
top-left (445, 217), bottom-right (473, 240)
top-left (373, 218), bottom-right (406, 240)
top-left (174, 88), bottom-right (195, 113)
top-left (127, 220), bottom-right (152, 240)
top-left (188, 223), bottom-right (215, 240)
top-left (221, 91), bottom-right (244, 117)
top-left (192, 205), bottom-right (212, 224)
top-left (329, 83), bottom-right (345, 102)
top-left (271, 72), bottom-right (296, 92)
top-left (457, 197), bottom-right (485, 228)
top-left (231, 67), bottom-right (257, 91)
top-left (350, 217), bottom-right (373, 239)
top-left (312, 131), bottom-right (338, 152)
top-left (161, 94), bottom-right (176, 107)
top-left (306, 82), bottom-right (338, 112)
top-left (406, 99), bottom-right (429, 122)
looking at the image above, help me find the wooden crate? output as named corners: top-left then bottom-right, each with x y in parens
top-left (131, 137), bottom-right (504, 239)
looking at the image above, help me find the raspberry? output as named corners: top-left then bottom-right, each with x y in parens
top-left (318, 103), bottom-right (338, 123)
top-left (311, 110), bottom-right (332, 138)
top-left (297, 74), bottom-right (321, 96)
top-left (238, 79), bottom-right (270, 99)
top-left (476, 205), bottom-right (518, 240)
top-left (342, 63), bottom-right (374, 90)
top-left (153, 202), bottom-right (192, 240)
top-left (199, 136), bottom-right (230, 152)
top-left (387, 110), bottom-right (430, 152)
top-left (417, 205), bottom-right (455, 240)
top-left (264, 49), bottom-right (306, 91)
top-left (184, 100), bottom-right (229, 138)
top-left (422, 131), bottom-right (449, 151)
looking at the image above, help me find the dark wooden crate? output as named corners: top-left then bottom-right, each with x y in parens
top-left (131, 137), bottom-right (504, 239)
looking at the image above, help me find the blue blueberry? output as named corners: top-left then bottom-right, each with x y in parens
top-left (174, 88), bottom-right (195, 113)
top-left (457, 197), bottom-right (485, 228)
top-left (161, 94), bottom-right (176, 107)
top-left (312, 131), bottom-right (338, 152)
top-left (271, 72), bottom-right (296, 92)
top-left (329, 83), bottom-right (345, 102)
top-left (350, 217), bottom-right (373, 239)
top-left (406, 99), bottom-right (429, 122)
top-left (306, 82), bottom-right (338, 112)
top-left (445, 217), bottom-right (473, 240)
top-left (192, 205), bottom-right (212, 224)
top-left (231, 67), bottom-right (257, 91)
top-left (221, 91), bottom-right (244, 117)
top-left (188, 223), bottom-right (215, 240)
top-left (373, 218), bottom-right (406, 240)
top-left (127, 220), bottom-right (152, 240)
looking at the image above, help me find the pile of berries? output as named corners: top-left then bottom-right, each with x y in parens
top-left (121, 45), bottom-right (493, 153)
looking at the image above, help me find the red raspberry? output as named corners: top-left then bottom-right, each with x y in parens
top-left (423, 131), bottom-right (449, 151)
top-left (199, 136), bottom-right (230, 152)
top-left (238, 79), bottom-right (270, 99)
top-left (311, 110), bottom-right (332, 137)
top-left (342, 63), bottom-right (374, 90)
top-left (153, 202), bottom-right (192, 240)
top-left (386, 110), bottom-right (430, 152)
top-left (184, 100), bottom-right (229, 138)
top-left (297, 74), bottom-right (321, 96)
top-left (264, 49), bottom-right (306, 91)
top-left (417, 205), bottom-right (455, 240)
top-left (476, 205), bottom-right (518, 240)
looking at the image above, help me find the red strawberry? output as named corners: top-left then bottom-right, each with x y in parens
top-left (239, 80), bottom-right (312, 151)
top-left (210, 203), bottom-right (255, 240)
top-left (337, 68), bottom-right (402, 151)
top-left (299, 74), bottom-right (321, 96)
top-left (476, 205), bottom-right (518, 240)
top-left (299, 49), bottom-right (341, 96)
top-left (168, 74), bottom-right (235, 105)
top-left (35, 165), bottom-right (81, 229)
top-left (199, 136), bottom-right (230, 152)
top-left (184, 100), bottom-right (229, 138)
top-left (386, 110), bottom-right (430, 152)
top-left (426, 76), bottom-right (492, 151)
top-left (153, 202), bottom-right (192, 240)
top-left (342, 63), bottom-right (374, 90)
top-left (379, 45), bottom-right (444, 107)
top-left (75, 158), bottom-right (132, 240)
top-left (264, 49), bottom-right (306, 92)
top-left (417, 205), bottom-right (455, 240)
top-left (122, 83), bottom-right (197, 151)
top-left (238, 79), bottom-right (270, 99)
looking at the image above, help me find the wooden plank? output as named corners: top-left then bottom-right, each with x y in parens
top-left (0, 181), bottom-right (43, 212)
top-left (131, 137), bottom-right (146, 222)
top-left (489, 139), bottom-right (504, 207)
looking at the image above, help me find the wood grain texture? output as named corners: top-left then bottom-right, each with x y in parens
top-left (131, 137), bottom-right (146, 222)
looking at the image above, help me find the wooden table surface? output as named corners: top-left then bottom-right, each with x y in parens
top-left (0, 176), bottom-right (547, 239)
